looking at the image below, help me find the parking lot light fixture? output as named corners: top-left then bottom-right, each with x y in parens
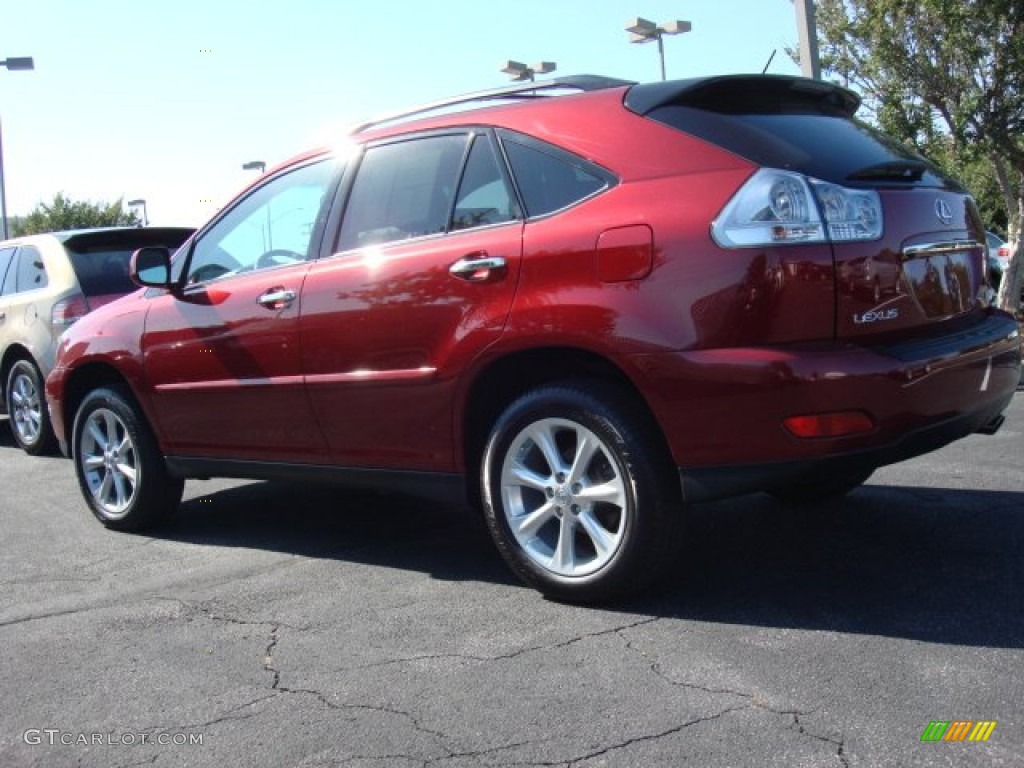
top-left (242, 160), bottom-right (266, 174)
top-left (500, 61), bottom-right (557, 83)
top-left (127, 198), bottom-right (148, 227)
top-left (1, 55), bottom-right (35, 240)
top-left (625, 17), bottom-right (691, 81)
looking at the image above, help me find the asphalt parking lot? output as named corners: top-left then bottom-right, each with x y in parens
top-left (1, 393), bottom-right (1021, 768)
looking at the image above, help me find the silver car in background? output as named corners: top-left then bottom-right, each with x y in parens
top-left (0, 227), bottom-right (193, 454)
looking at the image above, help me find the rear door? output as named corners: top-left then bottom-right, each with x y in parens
top-left (300, 130), bottom-right (524, 471)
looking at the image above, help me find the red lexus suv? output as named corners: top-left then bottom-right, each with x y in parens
top-left (47, 75), bottom-right (1021, 602)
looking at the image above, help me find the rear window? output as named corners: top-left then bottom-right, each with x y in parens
top-left (63, 228), bottom-right (193, 297)
top-left (631, 78), bottom-right (960, 190)
top-left (66, 247), bottom-right (138, 297)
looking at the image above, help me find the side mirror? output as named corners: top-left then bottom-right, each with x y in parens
top-left (130, 247), bottom-right (172, 288)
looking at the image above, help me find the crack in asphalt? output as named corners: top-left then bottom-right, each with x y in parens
top-left (499, 705), bottom-right (750, 768)
top-left (790, 713), bottom-right (849, 768)
top-left (621, 632), bottom-right (850, 765)
top-left (327, 617), bottom-right (662, 674)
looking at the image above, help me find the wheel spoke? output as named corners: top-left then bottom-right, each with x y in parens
top-left (568, 432), bottom-right (601, 485)
top-left (505, 462), bottom-right (551, 492)
top-left (87, 419), bottom-right (108, 450)
top-left (575, 480), bottom-right (625, 507)
top-left (524, 422), bottom-right (564, 476)
top-left (103, 411), bottom-right (120, 445)
top-left (514, 500), bottom-right (558, 538)
top-left (111, 471), bottom-right (129, 508)
top-left (577, 509), bottom-right (616, 559)
top-left (96, 471), bottom-right (113, 505)
top-left (83, 454), bottom-right (105, 470)
top-left (551, 514), bottom-right (576, 572)
top-left (116, 461), bottom-right (137, 485)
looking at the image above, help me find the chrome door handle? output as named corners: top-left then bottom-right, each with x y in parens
top-left (257, 288), bottom-right (296, 309)
top-left (449, 256), bottom-right (507, 282)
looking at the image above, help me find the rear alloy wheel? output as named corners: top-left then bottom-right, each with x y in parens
top-left (6, 359), bottom-right (56, 455)
top-left (481, 382), bottom-right (682, 603)
top-left (73, 387), bottom-right (184, 531)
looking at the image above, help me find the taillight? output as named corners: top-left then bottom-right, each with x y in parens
top-left (712, 168), bottom-right (883, 248)
top-left (998, 244), bottom-right (1010, 259)
top-left (51, 294), bottom-right (91, 329)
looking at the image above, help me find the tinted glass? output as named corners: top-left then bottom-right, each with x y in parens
top-left (451, 136), bottom-right (517, 231)
top-left (339, 134), bottom-right (467, 251)
top-left (503, 140), bottom-right (607, 217)
top-left (645, 105), bottom-right (959, 189)
top-left (15, 246), bottom-right (48, 292)
top-left (67, 248), bottom-right (138, 296)
top-left (183, 159), bottom-right (335, 284)
top-left (0, 247), bottom-right (15, 295)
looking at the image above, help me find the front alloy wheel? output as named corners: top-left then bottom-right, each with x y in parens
top-left (482, 382), bottom-right (683, 603)
top-left (6, 360), bottom-right (56, 455)
top-left (73, 387), bottom-right (183, 530)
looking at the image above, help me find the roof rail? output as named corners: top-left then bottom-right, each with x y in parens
top-left (350, 74), bottom-right (635, 134)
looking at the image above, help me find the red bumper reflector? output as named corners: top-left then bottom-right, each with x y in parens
top-left (784, 411), bottom-right (875, 438)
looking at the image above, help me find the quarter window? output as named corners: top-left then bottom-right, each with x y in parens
top-left (183, 159), bottom-right (336, 285)
top-left (502, 138), bottom-right (608, 218)
top-left (338, 135), bottom-right (467, 251)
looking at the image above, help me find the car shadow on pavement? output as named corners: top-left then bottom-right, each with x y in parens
top-left (155, 478), bottom-right (1024, 649)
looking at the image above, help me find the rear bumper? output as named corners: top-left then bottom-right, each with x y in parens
top-left (678, 390), bottom-right (1013, 502)
top-left (630, 311), bottom-right (1021, 502)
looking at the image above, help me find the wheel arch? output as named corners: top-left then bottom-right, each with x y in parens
top-left (1, 343), bottom-right (37, 400)
top-left (60, 363), bottom-right (147, 456)
top-left (459, 346), bottom-right (670, 482)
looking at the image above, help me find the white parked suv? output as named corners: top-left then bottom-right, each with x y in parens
top-left (0, 227), bottom-right (193, 453)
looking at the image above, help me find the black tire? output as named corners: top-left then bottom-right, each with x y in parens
top-left (768, 467), bottom-right (874, 504)
top-left (72, 387), bottom-right (184, 531)
top-left (480, 381), bottom-right (683, 603)
top-left (6, 359), bottom-right (57, 455)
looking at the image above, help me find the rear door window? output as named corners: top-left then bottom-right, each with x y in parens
top-left (0, 247), bottom-right (15, 295)
top-left (339, 134), bottom-right (468, 251)
top-left (14, 246), bottom-right (48, 292)
top-left (451, 135), bottom-right (519, 231)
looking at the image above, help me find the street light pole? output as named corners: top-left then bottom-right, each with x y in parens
top-left (625, 18), bottom-right (691, 81)
top-left (500, 61), bottom-right (557, 83)
top-left (793, 0), bottom-right (821, 79)
top-left (0, 56), bottom-right (35, 240)
top-left (127, 198), bottom-right (148, 227)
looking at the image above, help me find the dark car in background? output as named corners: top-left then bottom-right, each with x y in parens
top-left (47, 75), bottom-right (1020, 602)
top-left (1, 227), bottom-right (194, 453)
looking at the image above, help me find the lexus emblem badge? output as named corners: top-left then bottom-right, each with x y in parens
top-left (935, 198), bottom-right (953, 226)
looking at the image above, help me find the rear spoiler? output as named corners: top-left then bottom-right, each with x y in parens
top-left (624, 74), bottom-right (861, 118)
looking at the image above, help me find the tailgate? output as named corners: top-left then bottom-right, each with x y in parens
top-left (834, 188), bottom-right (987, 340)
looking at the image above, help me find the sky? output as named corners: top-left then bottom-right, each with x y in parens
top-left (0, 0), bottom-right (804, 228)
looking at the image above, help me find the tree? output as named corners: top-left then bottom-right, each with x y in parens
top-left (12, 192), bottom-right (140, 236)
top-left (813, 0), bottom-right (1024, 312)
